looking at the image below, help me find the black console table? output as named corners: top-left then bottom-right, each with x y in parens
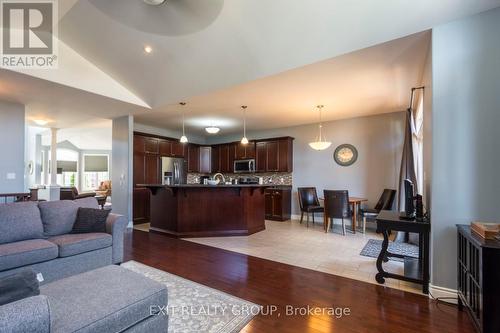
top-left (375, 210), bottom-right (430, 294)
top-left (457, 225), bottom-right (500, 333)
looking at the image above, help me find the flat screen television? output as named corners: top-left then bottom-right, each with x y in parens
top-left (400, 179), bottom-right (415, 220)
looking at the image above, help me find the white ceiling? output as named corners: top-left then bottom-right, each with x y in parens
top-left (0, 69), bottom-right (148, 128)
top-left (135, 31), bottom-right (431, 135)
top-left (39, 119), bottom-right (112, 150)
top-left (2, 0), bottom-right (500, 135)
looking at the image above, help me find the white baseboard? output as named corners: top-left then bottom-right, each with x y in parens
top-left (428, 284), bottom-right (458, 304)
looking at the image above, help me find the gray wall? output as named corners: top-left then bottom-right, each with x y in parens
top-left (422, 43), bottom-right (433, 210)
top-left (209, 112), bottom-right (406, 215)
top-left (0, 101), bottom-right (25, 193)
top-left (431, 7), bottom-right (500, 289)
top-left (112, 116), bottom-right (134, 223)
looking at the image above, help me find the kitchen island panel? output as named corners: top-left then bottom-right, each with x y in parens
top-left (143, 185), bottom-right (267, 238)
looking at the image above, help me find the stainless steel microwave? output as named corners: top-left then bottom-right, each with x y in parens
top-left (234, 159), bottom-right (255, 173)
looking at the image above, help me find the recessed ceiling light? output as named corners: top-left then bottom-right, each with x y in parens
top-left (144, 45), bottom-right (153, 53)
top-left (33, 119), bottom-right (49, 126)
top-left (143, 0), bottom-right (166, 6)
top-left (205, 126), bottom-right (220, 134)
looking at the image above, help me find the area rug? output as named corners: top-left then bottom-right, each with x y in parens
top-left (121, 261), bottom-right (259, 333)
top-left (360, 239), bottom-right (419, 262)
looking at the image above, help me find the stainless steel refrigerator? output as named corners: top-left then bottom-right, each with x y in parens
top-left (161, 157), bottom-right (187, 185)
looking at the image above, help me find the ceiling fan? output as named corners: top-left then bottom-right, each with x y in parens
top-left (88, 0), bottom-right (224, 36)
top-left (143, 0), bottom-right (166, 5)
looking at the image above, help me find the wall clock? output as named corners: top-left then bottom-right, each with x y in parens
top-left (334, 144), bottom-right (358, 166)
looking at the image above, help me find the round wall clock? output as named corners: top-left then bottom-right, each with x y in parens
top-left (334, 144), bottom-right (358, 166)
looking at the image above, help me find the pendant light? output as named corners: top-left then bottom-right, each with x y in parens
top-left (179, 102), bottom-right (188, 143)
top-left (309, 105), bottom-right (332, 151)
top-left (241, 105), bottom-right (249, 145)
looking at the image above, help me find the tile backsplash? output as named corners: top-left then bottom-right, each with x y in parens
top-left (187, 172), bottom-right (292, 185)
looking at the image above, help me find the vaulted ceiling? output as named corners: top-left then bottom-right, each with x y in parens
top-left (2, 0), bottom-right (500, 133)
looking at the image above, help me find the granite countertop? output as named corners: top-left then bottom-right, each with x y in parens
top-left (137, 184), bottom-right (272, 188)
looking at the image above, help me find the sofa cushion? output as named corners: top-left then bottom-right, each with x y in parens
top-left (48, 233), bottom-right (112, 257)
top-left (0, 202), bottom-right (44, 244)
top-left (0, 239), bottom-right (58, 271)
top-left (72, 208), bottom-right (110, 234)
top-left (38, 197), bottom-right (99, 237)
top-left (40, 265), bottom-right (168, 333)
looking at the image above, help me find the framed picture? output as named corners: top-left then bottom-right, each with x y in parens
top-left (334, 144), bottom-right (358, 166)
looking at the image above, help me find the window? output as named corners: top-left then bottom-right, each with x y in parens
top-left (49, 149), bottom-right (79, 188)
top-left (83, 155), bottom-right (109, 191)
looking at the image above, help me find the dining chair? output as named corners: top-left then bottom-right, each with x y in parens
top-left (359, 188), bottom-right (396, 233)
top-left (297, 187), bottom-right (324, 227)
top-left (323, 190), bottom-right (351, 235)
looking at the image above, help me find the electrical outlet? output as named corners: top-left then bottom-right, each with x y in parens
top-left (6, 173), bottom-right (16, 180)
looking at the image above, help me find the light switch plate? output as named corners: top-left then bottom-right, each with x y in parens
top-left (6, 173), bottom-right (16, 180)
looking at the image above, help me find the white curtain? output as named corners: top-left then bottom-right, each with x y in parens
top-left (411, 92), bottom-right (424, 195)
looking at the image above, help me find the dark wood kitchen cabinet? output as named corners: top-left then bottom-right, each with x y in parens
top-left (210, 143), bottom-right (236, 173)
top-left (255, 137), bottom-right (293, 173)
top-left (159, 139), bottom-right (185, 158)
top-left (211, 145), bottom-right (221, 173)
top-left (256, 142), bottom-right (267, 172)
top-left (219, 144), bottom-right (235, 173)
top-left (134, 132), bottom-right (184, 224)
top-left (187, 145), bottom-right (200, 173)
top-left (265, 188), bottom-right (291, 221)
top-left (266, 141), bottom-right (279, 171)
top-left (235, 142), bottom-right (256, 160)
top-left (133, 188), bottom-right (150, 223)
top-left (144, 154), bottom-right (159, 184)
top-left (144, 137), bottom-right (159, 154)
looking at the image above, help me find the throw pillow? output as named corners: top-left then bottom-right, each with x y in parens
top-left (0, 269), bottom-right (40, 306)
top-left (71, 208), bottom-right (110, 234)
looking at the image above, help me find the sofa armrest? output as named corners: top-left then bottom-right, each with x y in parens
top-left (105, 213), bottom-right (128, 264)
top-left (0, 295), bottom-right (50, 333)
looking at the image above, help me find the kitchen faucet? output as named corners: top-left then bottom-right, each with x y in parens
top-left (213, 173), bottom-right (225, 184)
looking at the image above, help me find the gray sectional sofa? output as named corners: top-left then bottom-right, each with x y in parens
top-left (0, 198), bottom-right (169, 332)
top-left (0, 265), bottom-right (169, 333)
top-left (0, 197), bottom-right (127, 283)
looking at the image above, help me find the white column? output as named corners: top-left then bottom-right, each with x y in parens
top-left (50, 128), bottom-right (58, 185)
top-left (112, 115), bottom-right (133, 225)
top-left (42, 147), bottom-right (49, 185)
top-left (38, 128), bottom-right (60, 201)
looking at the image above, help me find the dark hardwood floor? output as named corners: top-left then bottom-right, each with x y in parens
top-left (124, 230), bottom-right (474, 333)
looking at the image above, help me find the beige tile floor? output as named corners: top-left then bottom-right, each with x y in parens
top-left (183, 219), bottom-right (422, 294)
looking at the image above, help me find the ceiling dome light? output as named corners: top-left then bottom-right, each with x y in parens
top-left (308, 105), bottom-right (332, 151)
top-left (144, 45), bottom-right (153, 53)
top-left (143, 0), bottom-right (166, 6)
top-left (205, 126), bottom-right (220, 134)
top-left (33, 119), bottom-right (49, 126)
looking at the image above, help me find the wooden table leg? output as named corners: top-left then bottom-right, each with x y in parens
top-left (351, 202), bottom-right (357, 234)
top-left (375, 228), bottom-right (389, 284)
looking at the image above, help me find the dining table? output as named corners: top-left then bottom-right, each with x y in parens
top-left (319, 196), bottom-right (368, 233)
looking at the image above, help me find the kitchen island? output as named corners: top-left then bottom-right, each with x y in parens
top-left (138, 184), bottom-right (269, 238)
